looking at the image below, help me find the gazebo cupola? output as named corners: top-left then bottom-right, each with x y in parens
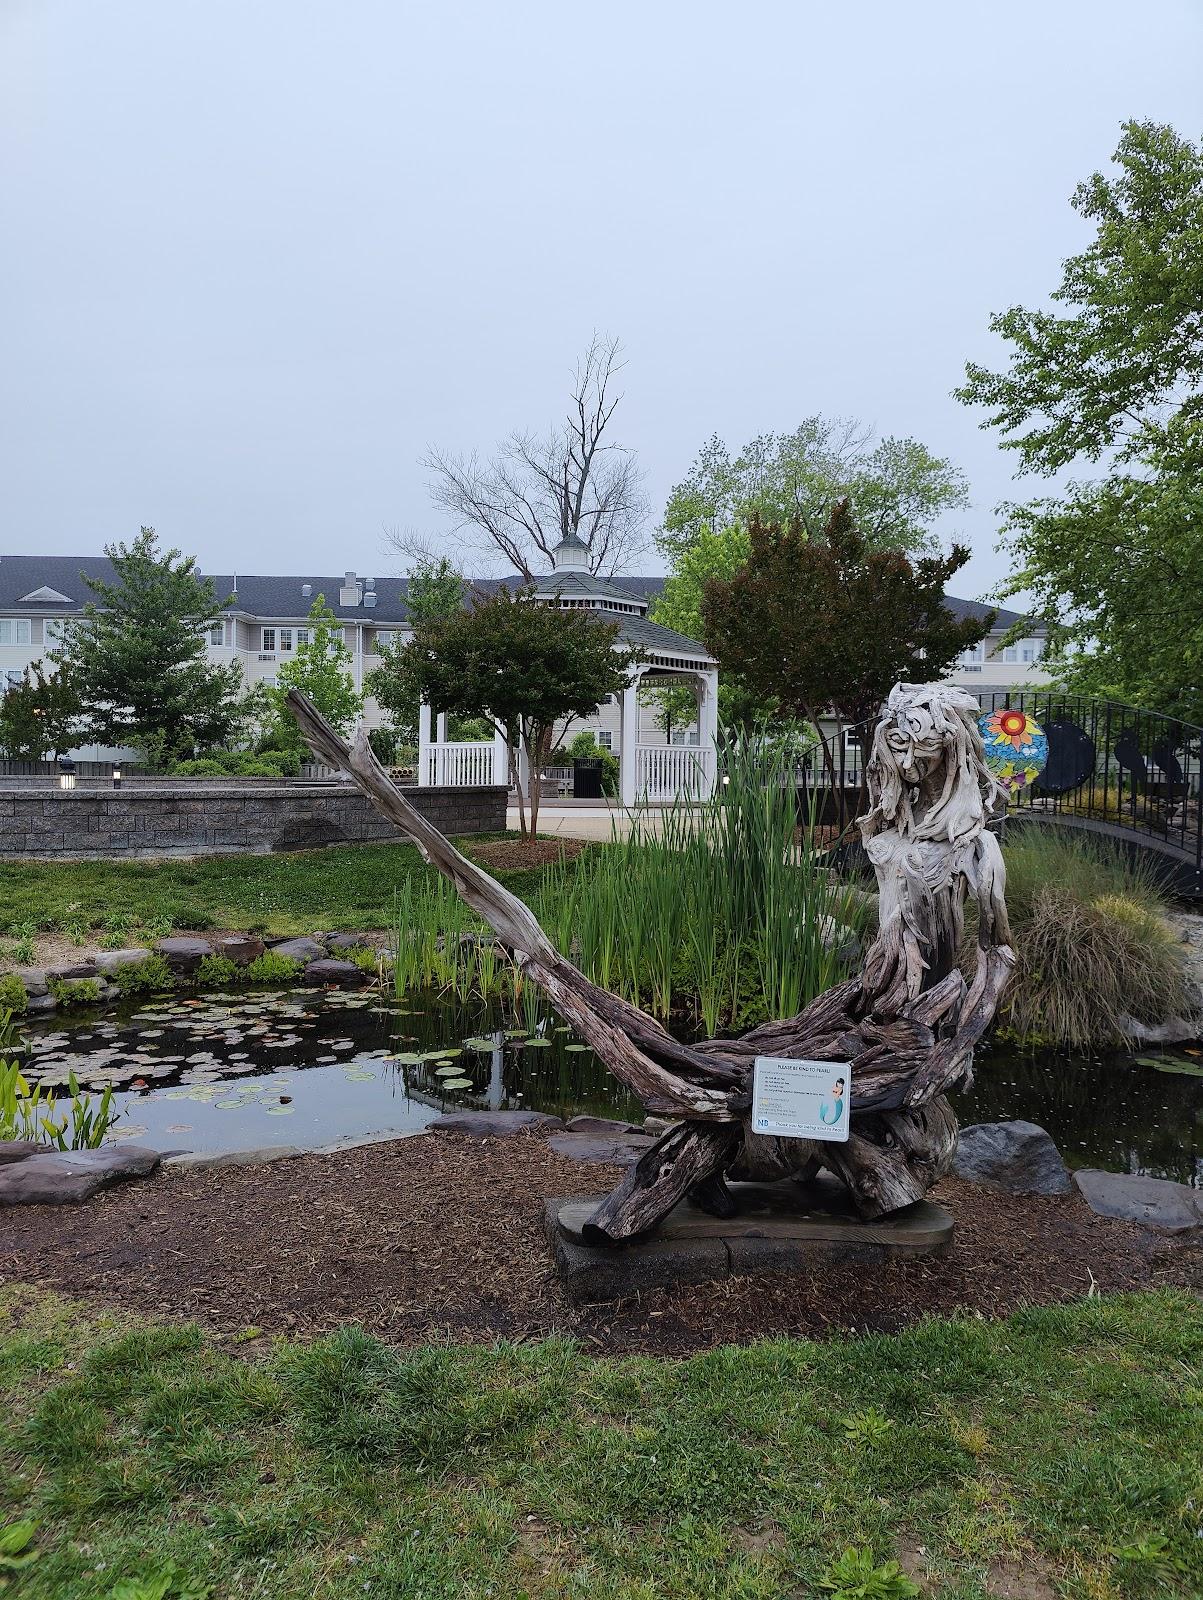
top-left (551, 529), bottom-right (590, 572)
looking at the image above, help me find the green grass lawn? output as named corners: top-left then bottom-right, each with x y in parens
top-left (0, 838), bottom-right (550, 938)
top-left (2, 1285), bottom-right (1200, 1598)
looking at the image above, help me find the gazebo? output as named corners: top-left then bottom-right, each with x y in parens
top-left (417, 533), bottom-right (720, 805)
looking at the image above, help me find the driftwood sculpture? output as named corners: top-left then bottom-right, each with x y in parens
top-left (287, 681), bottom-right (1016, 1244)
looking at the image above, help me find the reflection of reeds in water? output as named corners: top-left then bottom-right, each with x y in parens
top-left (388, 728), bottom-right (865, 1033)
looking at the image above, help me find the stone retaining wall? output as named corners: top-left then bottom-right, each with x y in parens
top-left (0, 783), bottom-right (506, 859)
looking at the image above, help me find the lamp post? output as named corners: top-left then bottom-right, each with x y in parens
top-left (112, 765), bottom-right (122, 790)
top-left (57, 756), bottom-right (77, 791)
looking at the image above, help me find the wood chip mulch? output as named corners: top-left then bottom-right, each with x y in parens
top-left (467, 838), bottom-right (586, 872)
top-left (2, 1130), bottom-right (1200, 1356)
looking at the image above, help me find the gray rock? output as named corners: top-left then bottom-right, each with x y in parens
top-left (47, 960), bottom-right (99, 981)
top-left (564, 1115), bottom-right (645, 1137)
top-left (1119, 1014), bottom-right (1202, 1046)
top-left (269, 936), bottom-right (327, 963)
top-left (93, 947), bottom-right (153, 973)
top-left (302, 957), bottom-right (368, 987)
top-left (11, 966), bottom-right (48, 996)
top-left (155, 937), bottom-right (213, 973)
top-left (953, 1120), bottom-right (1072, 1196)
top-left (0, 1140), bottom-right (54, 1165)
top-left (0, 1142), bottom-right (161, 1206)
top-left (25, 994), bottom-right (57, 1015)
top-left (430, 1110), bottom-right (563, 1136)
top-left (549, 1132), bottom-right (656, 1168)
top-left (164, 1145), bottom-right (304, 1171)
top-left (1074, 1169), bottom-right (1203, 1232)
top-left (326, 932), bottom-right (373, 951)
top-left (216, 935), bottom-right (265, 966)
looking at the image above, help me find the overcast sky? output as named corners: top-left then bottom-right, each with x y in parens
top-left (2, 1), bottom-right (1200, 599)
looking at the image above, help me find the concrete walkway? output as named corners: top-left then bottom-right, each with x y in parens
top-left (506, 804), bottom-right (689, 842)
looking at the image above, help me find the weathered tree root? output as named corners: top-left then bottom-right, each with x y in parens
top-left (286, 681), bottom-right (1015, 1244)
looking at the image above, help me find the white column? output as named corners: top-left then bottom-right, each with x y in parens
top-left (698, 669), bottom-right (720, 797)
top-left (417, 700), bottom-right (432, 787)
top-left (492, 725), bottom-right (509, 789)
top-left (619, 675), bottom-right (641, 807)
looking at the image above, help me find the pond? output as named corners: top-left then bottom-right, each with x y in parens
top-left (20, 988), bottom-right (1203, 1186)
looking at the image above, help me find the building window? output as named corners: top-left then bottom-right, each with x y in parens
top-left (0, 619), bottom-right (32, 647)
top-left (296, 627), bottom-right (310, 647)
top-left (3, 670), bottom-right (24, 692)
top-left (279, 628), bottom-right (293, 652)
top-left (45, 619), bottom-right (67, 645)
top-left (956, 642), bottom-right (984, 672)
top-left (207, 621), bottom-right (225, 646)
top-left (597, 730), bottom-right (613, 751)
top-left (261, 627), bottom-right (276, 651)
top-left (1002, 638), bottom-right (1044, 665)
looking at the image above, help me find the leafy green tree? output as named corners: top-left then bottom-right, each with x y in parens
top-left (701, 501), bottom-right (992, 729)
top-left (273, 595), bottom-right (362, 747)
top-left (392, 588), bottom-right (641, 838)
top-left (366, 556), bottom-right (466, 743)
top-left (659, 417), bottom-right (967, 561)
top-left (51, 528), bottom-right (242, 761)
top-left (0, 662), bottom-right (82, 759)
top-left (956, 120), bottom-right (1203, 719)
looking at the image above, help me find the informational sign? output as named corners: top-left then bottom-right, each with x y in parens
top-left (751, 1057), bottom-right (851, 1142)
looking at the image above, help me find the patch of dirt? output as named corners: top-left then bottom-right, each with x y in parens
top-left (985, 1554), bottom-right (1060, 1599)
top-left (2, 1130), bottom-right (1201, 1356)
top-left (467, 838), bottom-right (586, 871)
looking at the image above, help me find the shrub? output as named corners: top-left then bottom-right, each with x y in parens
top-left (567, 730), bottom-right (620, 797)
top-left (345, 945), bottom-right (382, 974)
top-left (48, 977), bottom-right (101, 1008)
top-left (196, 953), bottom-right (238, 987)
top-left (0, 974), bottom-right (27, 1014)
top-left (244, 951), bottom-right (303, 985)
top-left (111, 954), bottom-right (174, 996)
top-left (171, 758), bottom-right (227, 777)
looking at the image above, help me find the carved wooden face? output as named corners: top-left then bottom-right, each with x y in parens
top-left (883, 703), bottom-right (945, 786)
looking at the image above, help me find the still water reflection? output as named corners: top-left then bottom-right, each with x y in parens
top-left (22, 987), bottom-right (1203, 1185)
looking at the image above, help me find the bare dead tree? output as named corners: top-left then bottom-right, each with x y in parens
top-left (415, 334), bottom-right (649, 579)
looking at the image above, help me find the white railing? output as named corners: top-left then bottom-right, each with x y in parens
top-left (425, 742), bottom-right (496, 787)
top-left (635, 744), bottom-right (715, 802)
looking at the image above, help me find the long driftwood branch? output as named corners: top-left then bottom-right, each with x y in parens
top-left (286, 681), bottom-right (1015, 1238)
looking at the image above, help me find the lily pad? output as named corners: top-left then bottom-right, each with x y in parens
top-left (1144, 1056), bottom-right (1203, 1077)
top-left (265, 1105), bottom-right (295, 1116)
top-left (442, 1077), bottom-right (474, 1090)
top-left (522, 1037), bottom-right (551, 1048)
top-left (463, 1036), bottom-right (497, 1052)
top-left (565, 1043), bottom-right (589, 1052)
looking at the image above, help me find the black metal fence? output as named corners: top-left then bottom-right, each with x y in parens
top-left (794, 692), bottom-right (1203, 892)
top-left (977, 689), bottom-right (1203, 883)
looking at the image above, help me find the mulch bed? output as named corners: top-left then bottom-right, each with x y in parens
top-left (2, 1129), bottom-right (1200, 1356)
top-left (468, 838), bottom-right (586, 871)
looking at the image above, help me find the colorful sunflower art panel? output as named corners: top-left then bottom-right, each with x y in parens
top-left (978, 707), bottom-right (1049, 796)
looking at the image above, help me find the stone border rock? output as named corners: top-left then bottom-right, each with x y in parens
top-left (6, 930), bottom-right (387, 1019)
top-left (0, 1140), bottom-right (161, 1205)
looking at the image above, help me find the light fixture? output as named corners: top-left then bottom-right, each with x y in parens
top-left (112, 766), bottom-right (122, 790)
top-left (57, 756), bottom-right (77, 791)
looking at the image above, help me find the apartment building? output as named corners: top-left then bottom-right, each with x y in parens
top-left (0, 553), bottom-right (1047, 764)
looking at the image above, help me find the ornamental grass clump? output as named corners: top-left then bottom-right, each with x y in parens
top-left (990, 831), bottom-right (1190, 1049)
